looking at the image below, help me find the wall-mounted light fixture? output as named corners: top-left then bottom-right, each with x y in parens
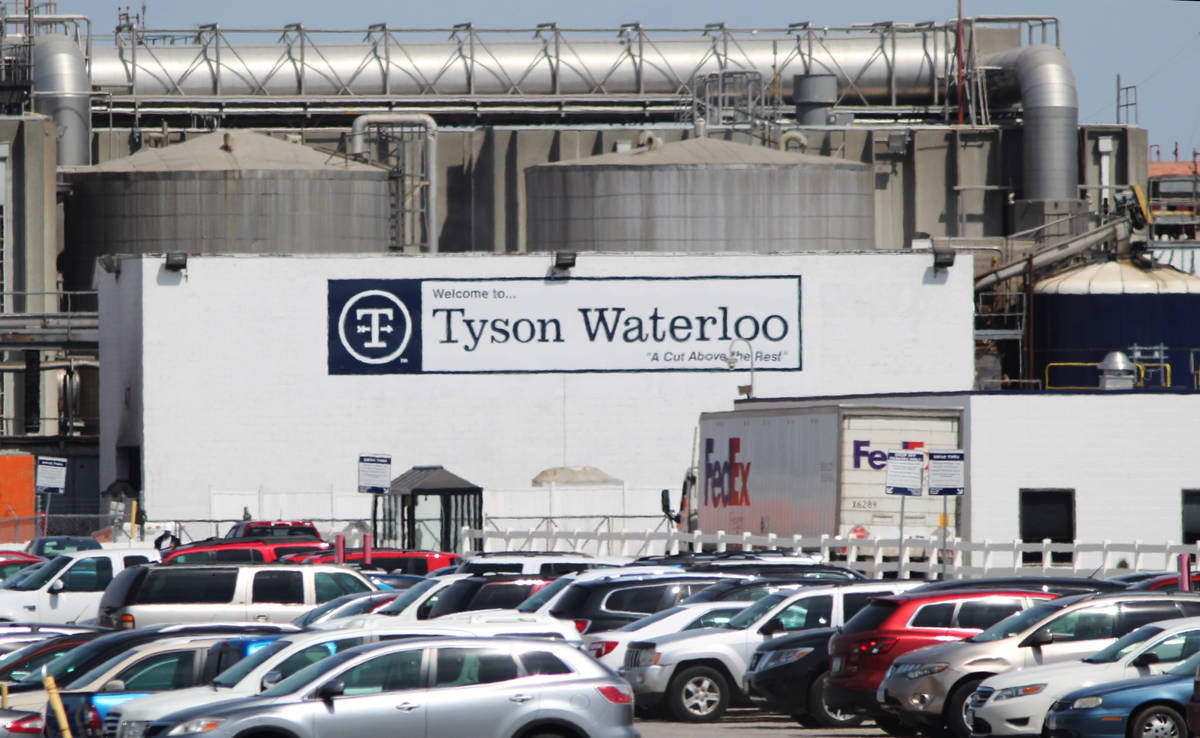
top-left (725, 338), bottom-right (755, 398)
top-left (554, 251), bottom-right (577, 270)
top-left (164, 252), bottom-right (188, 272)
top-left (931, 243), bottom-right (956, 270)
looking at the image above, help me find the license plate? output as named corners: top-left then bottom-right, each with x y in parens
top-left (832, 656), bottom-right (844, 672)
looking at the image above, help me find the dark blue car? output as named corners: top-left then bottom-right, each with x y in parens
top-left (1044, 650), bottom-right (1200, 738)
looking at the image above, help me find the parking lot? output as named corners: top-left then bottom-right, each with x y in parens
top-left (636, 710), bottom-right (885, 738)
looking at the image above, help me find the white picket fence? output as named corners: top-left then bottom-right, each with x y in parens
top-left (461, 526), bottom-right (1199, 580)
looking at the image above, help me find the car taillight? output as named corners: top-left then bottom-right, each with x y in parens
top-left (119, 613), bottom-right (135, 630)
top-left (573, 619), bottom-right (591, 633)
top-left (587, 640), bottom-right (618, 658)
top-left (597, 685), bottom-right (633, 704)
top-left (85, 707), bottom-right (101, 737)
top-left (3, 715), bottom-right (42, 734)
top-left (853, 638), bottom-right (897, 655)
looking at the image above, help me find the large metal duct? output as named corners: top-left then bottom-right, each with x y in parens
top-left (984, 44), bottom-right (1078, 201)
top-left (33, 34), bottom-right (90, 166)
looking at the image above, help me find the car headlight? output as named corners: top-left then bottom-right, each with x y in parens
top-left (902, 663), bottom-right (948, 679)
top-left (992, 684), bottom-right (1046, 701)
top-left (1071, 696), bottom-right (1103, 710)
top-left (166, 718), bottom-right (226, 736)
top-left (760, 647), bottom-right (815, 670)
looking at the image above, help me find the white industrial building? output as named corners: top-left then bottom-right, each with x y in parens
top-left (96, 250), bottom-right (975, 539)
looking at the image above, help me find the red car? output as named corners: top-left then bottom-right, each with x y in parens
top-left (161, 537), bottom-right (331, 564)
top-left (825, 589), bottom-right (1058, 723)
top-left (280, 549), bottom-right (460, 575)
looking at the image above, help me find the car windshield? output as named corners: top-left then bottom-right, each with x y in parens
top-left (967, 600), bottom-right (1068, 643)
top-left (618, 606), bottom-right (685, 632)
top-left (723, 593), bottom-right (788, 631)
top-left (5, 556), bottom-right (69, 591)
top-left (260, 650), bottom-right (358, 697)
top-left (293, 597), bottom-right (349, 627)
top-left (211, 639), bottom-right (290, 688)
top-left (516, 577), bottom-right (572, 613)
top-left (1083, 625), bottom-right (1162, 663)
top-left (64, 649), bottom-right (131, 689)
top-left (375, 578), bottom-right (440, 614)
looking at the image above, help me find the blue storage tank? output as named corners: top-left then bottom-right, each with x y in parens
top-left (1033, 259), bottom-right (1200, 391)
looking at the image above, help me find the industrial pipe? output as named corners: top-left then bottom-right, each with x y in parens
top-left (348, 113), bottom-right (438, 253)
top-left (32, 34), bottom-right (90, 166)
top-left (778, 130), bottom-right (808, 152)
top-left (974, 218), bottom-right (1132, 290)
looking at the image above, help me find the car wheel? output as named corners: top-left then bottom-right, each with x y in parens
top-left (667, 665), bottom-right (730, 723)
top-left (875, 714), bottom-right (923, 737)
top-left (1130, 705), bottom-right (1186, 738)
top-left (805, 671), bottom-right (863, 728)
top-left (944, 677), bottom-right (984, 738)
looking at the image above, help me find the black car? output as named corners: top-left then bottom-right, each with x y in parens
top-left (908, 576), bottom-right (1127, 596)
top-left (424, 574), bottom-right (556, 619)
top-left (683, 572), bottom-right (865, 604)
top-left (744, 627), bottom-right (861, 728)
top-left (546, 573), bottom-right (734, 633)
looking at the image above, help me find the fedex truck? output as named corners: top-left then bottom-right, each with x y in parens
top-left (692, 405), bottom-right (962, 542)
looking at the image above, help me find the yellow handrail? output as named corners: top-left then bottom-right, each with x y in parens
top-left (1045, 360), bottom-right (1172, 390)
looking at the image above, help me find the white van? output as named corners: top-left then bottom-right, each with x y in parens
top-left (0, 548), bottom-right (158, 624)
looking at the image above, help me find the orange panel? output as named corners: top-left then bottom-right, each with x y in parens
top-left (0, 454), bottom-right (35, 544)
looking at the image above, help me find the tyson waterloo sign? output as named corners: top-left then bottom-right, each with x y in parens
top-left (328, 276), bottom-right (801, 374)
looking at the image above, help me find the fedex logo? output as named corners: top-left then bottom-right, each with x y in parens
top-left (703, 437), bottom-right (751, 507)
top-left (853, 440), bottom-right (924, 470)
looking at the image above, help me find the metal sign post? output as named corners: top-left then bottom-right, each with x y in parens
top-left (928, 450), bottom-right (966, 579)
top-left (885, 449), bottom-right (925, 570)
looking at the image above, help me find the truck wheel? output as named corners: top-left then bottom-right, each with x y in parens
top-left (875, 714), bottom-right (922, 737)
top-left (944, 677), bottom-right (984, 738)
top-left (1129, 705), bottom-right (1185, 738)
top-left (667, 665), bottom-right (729, 723)
top-left (805, 671), bottom-right (863, 728)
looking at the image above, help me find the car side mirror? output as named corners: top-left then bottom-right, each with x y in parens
top-left (759, 618), bottom-right (783, 637)
top-left (102, 679), bottom-right (126, 692)
top-left (49, 580), bottom-right (64, 594)
top-left (316, 679), bottom-right (344, 701)
top-left (1021, 628), bottom-right (1054, 647)
top-left (1132, 652), bottom-right (1161, 667)
top-left (260, 671), bottom-right (283, 691)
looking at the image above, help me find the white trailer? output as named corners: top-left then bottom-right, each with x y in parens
top-left (693, 405), bottom-right (962, 542)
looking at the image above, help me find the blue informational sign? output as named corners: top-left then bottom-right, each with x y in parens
top-left (35, 456), bottom-right (67, 495)
top-left (358, 454), bottom-right (392, 494)
top-left (885, 449), bottom-right (924, 496)
top-left (928, 450), bottom-right (966, 496)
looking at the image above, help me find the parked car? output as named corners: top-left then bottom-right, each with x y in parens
top-left (457, 551), bottom-right (630, 576)
top-left (280, 549), bottom-right (460, 575)
top-left (425, 574), bottom-right (555, 619)
top-left (42, 633), bottom-right (286, 736)
top-left (535, 571), bottom-right (741, 634)
top-left (0, 556), bottom-right (43, 583)
top-left (1046, 650), bottom-right (1200, 738)
top-left (161, 537), bottom-right (331, 564)
top-left (876, 591), bottom-right (1200, 738)
top-left (0, 632), bottom-right (103, 682)
top-left (743, 627), bottom-right (855, 728)
top-left (142, 637), bottom-right (638, 738)
top-left (621, 580), bottom-right (921, 722)
top-left (824, 589), bottom-right (1058, 724)
top-left (908, 576), bottom-right (1128, 596)
top-left (968, 615), bottom-right (1200, 737)
top-left (682, 576), bottom-right (846, 604)
top-left (0, 548), bottom-right (157, 623)
top-left (222, 520), bottom-right (320, 539)
top-left (0, 623), bottom-right (102, 656)
top-left (329, 575), bottom-right (469, 626)
top-left (1127, 571), bottom-right (1200, 592)
top-left (23, 537), bottom-right (100, 557)
top-left (97, 563), bottom-right (375, 629)
top-left (584, 601), bottom-right (751, 670)
top-left (0, 709), bottom-right (41, 738)
top-left (291, 591), bottom-right (399, 628)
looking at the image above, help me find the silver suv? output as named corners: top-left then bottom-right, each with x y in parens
top-left (145, 637), bottom-right (638, 738)
top-left (876, 591), bottom-right (1200, 738)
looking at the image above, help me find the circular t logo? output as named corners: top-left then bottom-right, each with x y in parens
top-left (338, 289), bottom-right (413, 365)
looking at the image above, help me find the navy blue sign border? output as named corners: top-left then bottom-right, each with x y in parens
top-left (328, 275), bottom-right (801, 376)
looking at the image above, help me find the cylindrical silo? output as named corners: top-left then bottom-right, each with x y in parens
top-left (61, 130), bottom-right (390, 293)
top-left (1032, 259), bottom-right (1200, 390)
top-left (526, 137), bottom-right (875, 252)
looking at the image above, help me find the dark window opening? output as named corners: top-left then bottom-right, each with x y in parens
top-left (1019, 488), bottom-right (1075, 565)
top-left (1182, 490), bottom-right (1200, 544)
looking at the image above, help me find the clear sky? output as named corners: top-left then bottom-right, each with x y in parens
top-left (60, 1), bottom-right (1200, 159)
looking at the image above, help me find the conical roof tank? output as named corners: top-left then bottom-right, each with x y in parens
top-left (61, 130), bottom-right (390, 293)
top-left (1032, 259), bottom-right (1200, 390)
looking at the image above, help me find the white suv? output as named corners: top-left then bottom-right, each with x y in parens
top-left (0, 548), bottom-right (157, 623)
top-left (620, 580), bottom-right (920, 722)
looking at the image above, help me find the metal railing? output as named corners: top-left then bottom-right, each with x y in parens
top-left (462, 527), bottom-right (1200, 580)
top-left (1044, 361), bottom-right (1172, 390)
